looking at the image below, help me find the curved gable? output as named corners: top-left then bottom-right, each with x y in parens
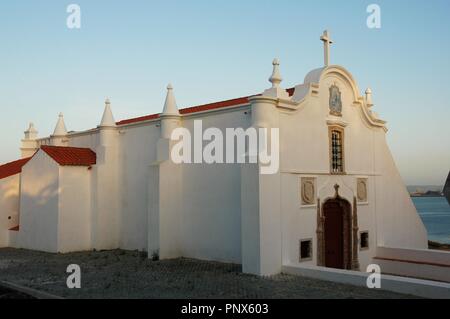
top-left (316, 65), bottom-right (387, 131)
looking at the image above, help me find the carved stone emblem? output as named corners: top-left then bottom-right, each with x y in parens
top-left (329, 84), bottom-right (342, 116)
top-left (301, 178), bottom-right (316, 205)
top-left (357, 178), bottom-right (368, 202)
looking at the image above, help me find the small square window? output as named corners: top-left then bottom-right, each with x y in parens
top-left (360, 231), bottom-right (369, 250)
top-left (300, 239), bottom-right (312, 261)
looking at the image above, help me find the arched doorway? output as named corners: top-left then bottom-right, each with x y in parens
top-left (323, 198), bottom-right (352, 269)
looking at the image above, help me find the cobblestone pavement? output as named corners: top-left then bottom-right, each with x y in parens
top-left (0, 248), bottom-right (414, 299)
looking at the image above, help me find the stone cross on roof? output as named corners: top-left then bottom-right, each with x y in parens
top-left (320, 30), bottom-right (333, 67)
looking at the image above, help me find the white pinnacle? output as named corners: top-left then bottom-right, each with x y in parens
top-left (263, 58), bottom-right (289, 99)
top-left (24, 122), bottom-right (38, 140)
top-left (365, 88), bottom-right (374, 107)
top-left (100, 98), bottom-right (116, 127)
top-left (269, 58), bottom-right (283, 88)
top-left (53, 113), bottom-right (68, 136)
top-left (162, 84), bottom-right (180, 116)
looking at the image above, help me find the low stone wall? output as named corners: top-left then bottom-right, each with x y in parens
top-left (374, 246), bottom-right (450, 283)
top-left (282, 263), bottom-right (450, 299)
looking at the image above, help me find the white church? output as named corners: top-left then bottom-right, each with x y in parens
top-left (0, 31), bottom-right (441, 278)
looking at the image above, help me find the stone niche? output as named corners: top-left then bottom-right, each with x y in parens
top-left (356, 178), bottom-right (368, 203)
top-left (301, 177), bottom-right (316, 205)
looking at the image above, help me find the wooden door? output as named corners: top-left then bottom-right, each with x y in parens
top-left (324, 201), bottom-right (344, 269)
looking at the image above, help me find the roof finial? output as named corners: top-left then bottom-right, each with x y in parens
top-left (161, 83), bottom-right (180, 116)
top-left (263, 58), bottom-right (289, 99)
top-left (100, 97), bottom-right (116, 127)
top-left (269, 58), bottom-right (283, 88)
top-left (320, 30), bottom-right (333, 67)
top-left (53, 113), bottom-right (68, 136)
top-left (365, 88), bottom-right (374, 107)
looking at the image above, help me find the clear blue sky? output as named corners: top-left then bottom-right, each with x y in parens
top-left (0, 0), bottom-right (449, 185)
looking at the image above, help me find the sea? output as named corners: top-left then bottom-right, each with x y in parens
top-left (412, 197), bottom-right (450, 244)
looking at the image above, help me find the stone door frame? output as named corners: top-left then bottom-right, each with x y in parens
top-left (316, 184), bottom-right (360, 270)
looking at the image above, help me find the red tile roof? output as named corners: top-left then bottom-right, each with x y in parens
top-left (116, 87), bottom-right (296, 126)
top-left (286, 87), bottom-right (295, 96)
top-left (179, 96), bottom-right (254, 116)
top-left (0, 157), bottom-right (32, 180)
top-left (116, 113), bottom-right (160, 126)
top-left (41, 145), bottom-right (96, 166)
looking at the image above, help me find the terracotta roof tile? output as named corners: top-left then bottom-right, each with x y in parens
top-left (286, 87), bottom-right (295, 96)
top-left (116, 87), bottom-right (296, 126)
top-left (0, 157), bottom-right (31, 180)
top-left (179, 96), bottom-right (254, 115)
top-left (116, 113), bottom-right (160, 126)
top-left (41, 145), bottom-right (96, 166)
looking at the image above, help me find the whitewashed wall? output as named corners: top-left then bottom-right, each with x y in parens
top-left (65, 132), bottom-right (99, 150)
top-left (373, 132), bottom-right (428, 249)
top-left (0, 174), bottom-right (20, 247)
top-left (177, 109), bottom-right (250, 263)
top-left (19, 151), bottom-right (59, 252)
top-left (119, 124), bottom-right (159, 251)
top-left (58, 166), bottom-right (92, 252)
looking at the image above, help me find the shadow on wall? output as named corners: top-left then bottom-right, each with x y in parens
top-left (0, 178), bottom-right (20, 229)
top-left (21, 178), bottom-right (59, 206)
top-left (18, 179), bottom-right (59, 252)
top-left (0, 180), bottom-right (18, 201)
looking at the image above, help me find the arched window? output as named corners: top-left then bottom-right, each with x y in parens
top-left (329, 127), bottom-right (345, 174)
